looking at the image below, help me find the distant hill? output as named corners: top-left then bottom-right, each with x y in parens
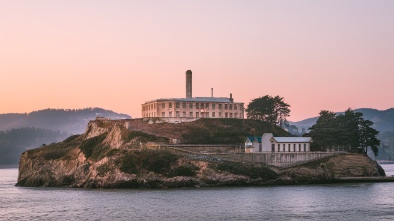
top-left (0, 108), bottom-right (131, 134)
top-left (0, 127), bottom-right (70, 166)
top-left (289, 108), bottom-right (394, 133)
top-left (0, 108), bottom-right (131, 166)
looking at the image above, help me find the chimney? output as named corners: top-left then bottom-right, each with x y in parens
top-left (211, 88), bottom-right (213, 97)
top-left (186, 70), bottom-right (192, 98)
top-left (230, 93), bottom-right (233, 102)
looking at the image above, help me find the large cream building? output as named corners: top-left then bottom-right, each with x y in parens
top-left (142, 70), bottom-right (244, 119)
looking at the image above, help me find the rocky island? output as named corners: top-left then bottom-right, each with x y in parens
top-left (17, 118), bottom-right (386, 188)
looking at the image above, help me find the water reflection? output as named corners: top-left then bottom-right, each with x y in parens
top-left (2, 168), bottom-right (394, 221)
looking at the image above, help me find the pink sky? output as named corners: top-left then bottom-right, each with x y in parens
top-left (1, 1), bottom-right (393, 121)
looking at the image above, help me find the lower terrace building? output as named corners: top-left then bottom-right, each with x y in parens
top-left (142, 70), bottom-right (244, 119)
top-left (245, 133), bottom-right (312, 153)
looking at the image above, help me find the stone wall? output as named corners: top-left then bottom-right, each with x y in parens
top-left (162, 144), bottom-right (340, 167)
top-left (211, 152), bottom-right (339, 167)
top-left (141, 117), bottom-right (198, 124)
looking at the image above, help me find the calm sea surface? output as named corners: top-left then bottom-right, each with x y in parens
top-left (1, 166), bottom-right (394, 221)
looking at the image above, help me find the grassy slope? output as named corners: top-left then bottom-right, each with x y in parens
top-left (127, 118), bottom-right (290, 144)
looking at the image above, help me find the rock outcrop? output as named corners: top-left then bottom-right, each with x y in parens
top-left (279, 154), bottom-right (385, 184)
top-left (17, 120), bottom-right (386, 188)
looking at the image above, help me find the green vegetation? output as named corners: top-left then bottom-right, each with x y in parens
top-left (104, 148), bottom-right (121, 157)
top-left (42, 145), bottom-right (69, 160)
top-left (124, 131), bottom-right (166, 143)
top-left (167, 164), bottom-right (199, 177)
top-left (63, 134), bottom-right (80, 143)
top-left (119, 149), bottom-right (179, 175)
top-left (246, 95), bottom-right (291, 126)
top-left (308, 109), bottom-right (380, 155)
top-left (181, 118), bottom-right (290, 144)
top-left (25, 134), bottom-right (82, 161)
top-left (79, 133), bottom-right (108, 159)
top-left (97, 164), bottom-right (112, 177)
top-left (213, 161), bottom-right (278, 179)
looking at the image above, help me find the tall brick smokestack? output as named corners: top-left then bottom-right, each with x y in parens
top-left (186, 70), bottom-right (192, 98)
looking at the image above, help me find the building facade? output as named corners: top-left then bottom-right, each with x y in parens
top-left (142, 97), bottom-right (244, 119)
top-left (245, 133), bottom-right (312, 153)
top-left (142, 70), bottom-right (244, 119)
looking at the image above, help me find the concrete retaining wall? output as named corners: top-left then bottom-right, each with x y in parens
top-left (212, 152), bottom-right (338, 167)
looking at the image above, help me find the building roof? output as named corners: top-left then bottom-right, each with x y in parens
top-left (145, 97), bottom-right (243, 104)
top-left (272, 137), bottom-right (311, 143)
top-left (246, 136), bottom-right (262, 143)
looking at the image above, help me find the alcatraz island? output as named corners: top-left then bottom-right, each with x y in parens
top-left (17, 70), bottom-right (390, 188)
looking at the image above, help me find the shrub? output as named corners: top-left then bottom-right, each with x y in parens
top-left (139, 149), bottom-right (178, 173)
top-left (63, 135), bottom-right (80, 143)
top-left (105, 148), bottom-right (120, 157)
top-left (119, 149), bottom-right (179, 175)
top-left (166, 164), bottom-right (199, 177)
top-left (97, 164), bottom-right (112, 177)
top-left (124, 131), bottom-right (165, 143)
top-left (43, 149), bottom-right (67, 160)
top-left (215, 161), bottom-right (278, 179)
top-left (182, 127), bottom-right (213, 144)
top-left (39, 142), bottom-right (70, 160)
top-left (181, 118), bottom-right (290, 144)
top-left (79, 133), bottom-right (107, 158)
top-left (119, 157), bottom-right (139, 174)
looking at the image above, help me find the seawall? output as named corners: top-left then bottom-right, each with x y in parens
top-left (211, 152), bottom-right (340, 167)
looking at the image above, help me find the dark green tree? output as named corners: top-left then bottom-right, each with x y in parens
top-left (308, 110), bottom-right (339, 151)
top-left (359, 118), bottom-right (380, 156)
top-left (246, 95), bottom-right (290, 126)
top-left (309, 108), bottom-right (380, 155)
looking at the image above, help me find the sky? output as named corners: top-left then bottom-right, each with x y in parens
top-left (1, 0), bottom-right (393, 122)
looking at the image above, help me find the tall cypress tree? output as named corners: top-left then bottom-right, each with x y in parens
top-left (309, 108), bottom-right (380, 155)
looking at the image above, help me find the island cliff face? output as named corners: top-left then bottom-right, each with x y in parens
top-left (17, 119), bottom-right (385, 188)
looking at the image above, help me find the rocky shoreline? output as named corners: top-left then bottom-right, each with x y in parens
top-left (16, 120), bottom-right (386, 188)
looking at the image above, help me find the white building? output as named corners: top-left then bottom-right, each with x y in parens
top-left (245, 136), bottom-right (262, 153)
top-left (245, 133), bottom-right (312, 153)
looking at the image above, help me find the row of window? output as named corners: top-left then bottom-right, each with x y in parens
top-left (163, 111), bottom-right (239, 118)
top-left (143, 112), bottom-right (241, 118)
top-left (143, 102), bottom-right (243, 111)
top-left (271, 143), bottom-right (308, 152)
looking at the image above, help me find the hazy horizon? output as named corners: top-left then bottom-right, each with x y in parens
top-left (1, 1), bottom-right (393, 121)
top-left (1, 106), bottom-right (393, 123)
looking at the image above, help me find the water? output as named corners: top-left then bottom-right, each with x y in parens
top-left (1, 167), bottom-right (394, 221)
top-left (381, 163), bottom-right (394, 176)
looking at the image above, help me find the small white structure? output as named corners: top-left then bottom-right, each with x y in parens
top-left (245, 133), bottom-right (312, 153)
top-left (245, 136), bottom-right (262, 153)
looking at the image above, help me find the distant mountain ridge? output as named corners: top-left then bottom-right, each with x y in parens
top-left (0, 108), bottom-right (131, 134)
top-left (290, 108), bottom-right (394, 133)
top-left (0, 128), bottom-right (70, 166)
top-left (0, 108), bottom-right (131, 166)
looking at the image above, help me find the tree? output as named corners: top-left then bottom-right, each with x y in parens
top-left (309, 108), bottom-right (380, 155)
top-left (308, 110), bottom-right (339, 151)
top-left (246, 95), bottom-right (290, 126)
top-left (359, 118), bottom-right (380, 156)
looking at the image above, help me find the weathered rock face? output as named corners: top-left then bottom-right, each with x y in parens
top-left (280, 153), bottom-right (385, 184)
top-left (17, 120), bottom-right (386, 188)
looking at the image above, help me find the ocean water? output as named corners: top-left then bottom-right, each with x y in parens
top-left (1, 167), bottom-right (394, 221)
top-left (381, 163), bottom-right (394, 176)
